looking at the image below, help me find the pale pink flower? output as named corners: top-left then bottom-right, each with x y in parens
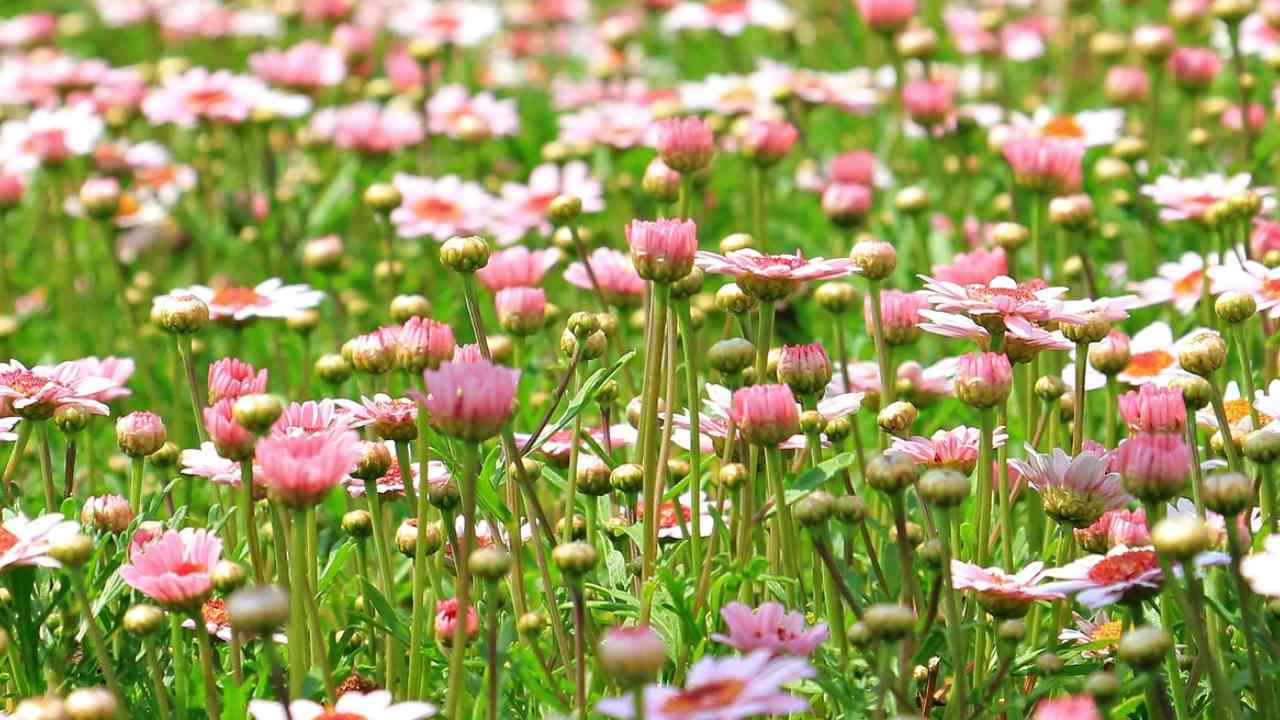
top-left (1004, 107), bottom-right (1124, 148)
top-left (160, 279), bottom-right (322, 323)
top-left (1059, 611), bottom-right (1124, 658)
top-left (1252, 219), bottom-right (1280, 258)
top-left (731, 384), bottom-right (800, 447)
top-left (1169, 46), bottom-right (1221, 90)
top-left (208, 358), bottom-right (267, 404)
top-left (891, 425), bottom-right (1007, 475)
top-left (741, 119), bottom-right (799, 165)
top-left (661, 0), bottom-right (792, 35)
top-left (1104, 65), bottom-right (1150, 104)
top-left (696, 249), bottom-right (854, 283)
top-left (495, 287), bottom-right (547, 334)
top-left (1120, 384), bottom-right (1187, 434)
top-left (1114, 432), bottom-right (1193, 499)
top-left (426, 84), bottom-right (518, 140)
top-left (141, 68), bottom-right (262, 127)
top-left (308, 102), bottom-right (425, 154)
top-left (415, 358), bottom-right (521, 442)
top-left (1042, 545), bottom-right (1228, 608)
top-left (0, 359), bottom-right (113, 418)
top-left (1209, 256), bottom-right (1280, 317)
top-left (655, 116), bottom-right (715, 173)
top-left (901, 78), bottom-right (954, 126)
top-left (256, 429), bottom-right (361, 508)
top-left (711, 601), bottom-right (828, 657)
top-left (931, 246), bottom-right (1008, 286)
top-left (951, 561), bottom-right (1064, 616)
top-left (249, 40), bottom-right (346, 90)
top-left (1222, 103), bottom-right (1266, 133)
top-left (1001, 137), bottom-right (1083, 194)
top-left (1141, 173), bottom-right (1272, 223)
top-left (821, 182), bottom-right (873, 224)
top-left (180, 442), bottom-right (246, 487)
top-left (434, 596), bottom-right (480, 642)
top-left (1241, 535), bottom-right (1280, 597)
top-left (303, 0), bottom-right (352, 22)
top-left (515, 424), bottom-right (638, 466)
top-left (0, 417), bottom-right (19, 442)
top-left (272, 399), bottom-right (352, 438)
top-left (493, 162), bottom-right (602, 244)
top-left (120, 528), bottom-right (223, 609)
top-left (390, 173), bottom-right (492, 242)
top-left (0, 102), bottom-right (103, 172)
top-left (1009, 446), bottom-right (1131, 527)
top-left (0, 13), bottom-right (56, 49)
top-left (1131, 252), bottom-right (1215, 315)
top-left (865, 290), bottom-right (928, 345)
top-left (856, 0), bottom-right (915, 32)
top-left (557, 102), bottom-right (656, 150)
top-left (565, 248), bottom-right (646, 306)
top-left (596, 650), bottom-right (813, 719)
top-left (0, 514), bottom-right (78, 572)
top-left (475, 247), bottom-right (560, 292)
top-left (248, 691), bottom-right (436, 720)
top-left (0, 172), bottom-right (25, 207)
top-left (828, 150), bottom-right (877, 185)
top-left (399, 317), bottom-right (457, 371)
top-left (42, 356), bottom-right (134, 403)
top-left (1034, 696), bottom-right (1102, 720)
top-left (1075, 508), bottom-right (1149, 553)
top-left (205, 399), bottom-right (256, 461)
top-left (338, 394), bottom-right (419, 440)
top-left (920, 274), bottom-right (1080, 324)
top-left (628, 218), bottom-right (698, 283)
top-left (388, 1), bottom-right (500, 47)
top-left (346, 448), bottom-right (452, 499)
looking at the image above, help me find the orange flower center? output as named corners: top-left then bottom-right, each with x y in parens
top-left (1041, 115), bottom-right (1085, 139)
top-left (315, 713), bottom-right (366, 720)
top-left (210, 286), bottom-right (266, 310)
top-left (1092, 619), bottom-right (1123, 644)
top-left (1262, 279), bottom-right (1280, 302)
top-left (1123, 349), bottom-right (1174, 377)
top-left (1173, 269), bottom-right (1202, 295)
top-left (707, 1), bottom-right (747, 15)
top-left (137, 165), bottom-right (181, 188)
top-left (1086, 550), bottom-right (1158, 584)
top-left (661, 679), bottom-right (746, 714)
top-left (0, 527), bottom-right (18, 554)
top-left (203, 598), bottom-right (228, 626)
top-left (0, 368), bottom-right (48, 396)
top-left (412, 196), bottom-right (461, 222)
top-left (1223, 398), bottom-right (1272, 426)
top-left (172, 560), bottom-right (207, 576)
top-left (185, 88), bottom-right (230, 112)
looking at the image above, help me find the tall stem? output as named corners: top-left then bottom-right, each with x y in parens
top-left (637, 283), bottom-right (669, 623)
top-left (676, 301), bottom-right (703, 579)
top-left (937, 507), bottom-right (968, 716)
top-left (1206, 375), bottom-right (1245, 471)
top-left (176, 335), bottom-right (206, 443)
top-left (866, 281), bottom-right (895, 413)
top-left (287, 509), bottom-right (311, 697)
top-left (1072, 342), bottom-right (1087, 454)
top-left (239, 461), bottom-right (265, 583)
top-left (192, 612), bottom-right (221, 720)
top-left (129, 456), bottom-right (145, 516)
top-left (765, 445), bottom-right (802, 605)
top-left (1, 420), bottom-right (33, 506)
top-left (37, 422), bottom-right (55, 512)
top-left (68, 569), bottom-right (124, 702)
top-left (445, 444), bottom-right (481, 718)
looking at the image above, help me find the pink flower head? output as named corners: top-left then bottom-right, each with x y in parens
top-left (1009, 446), bottom-right (1131, 527)
top-left (565, 248), bottom-right (646, 306)
top-left (81, 494), bottom-right (133, 534)
top-left (495, 287), bottom-right (547, 335)
top-left (1034, 696), bottom-right (1102, 720)
top-left (417, 358), bottom-right (521, 442)
top-left (0, 359), bottom-right (112, 419)
top-left (1241, 535), bottom-right (1280, 597)
top-left (1113, 432), bottom-right (1191, 501)
top-left (435, 596), bottom-right (480, 641)
top-left (271, 399), bottom-right (352, 439)
top-left (866, 290), bottom-right (928, 345)
top-left (0, 513), bottom-right (78, 573)
top-left (47, 356), bottom-right (134, 403)
top-left (951, 560), bottom-right (1064, 617)
top-left (627, 218), bottom-right (698, 283)
top-left (120, 528), bottom-right (223, 610)
top-left (1042, 544), bottom-right (1228, 608)
top-left (1002, 137), bottom-right (1083, 195)
top-left (741, 119), bottom-right (798, 166)
top-left (399, 316), bottom-right (456, 372)
top-left (901, 78), bottom-right (955, 126)
top-left (0, 172), bottom-right (25, 208)
top-left (1104, 65), bottom-right (1150, 104)
top-left (339, 394), bottom-right (419, 442)
top-left (1208, 257), bottom-right (1280, 317)
top-left (954, 351), bottom-right (1013, 408)
top-left (730, 384), bottom-right (800, 446)
top-left (1223, 103), bottom-right (1266, 133)
top-left (249, 40), bottom-right (347, 90)
top-left (390, 173), bottom-right (493, 242)
top-left (891, 425), bottom-right (1005, 475)
top-left (249, 691), bottom-right (435, 720)
top-left (856, 0), bottom-right (915, 32)
top-left (304, 0), bottom-right (353, 21)
top-left (921, 274), bottom-right (1079, 325)
top-left (1141, 173), bottom-right (1272, 223)
top-left (776, 342), bottom-right (834, 396)
top-left (696, 249), bottom-right (854, 300)
top-left (142, 68), bottom-right (261, 127)
top-left (930, 246), bottom-right (1008, 286)
top-left (821, 182), bottom-right (873, 225)
top-left (1119, 384), bottom-right (1187, 434)
top-left (1169, 46), bottom-right (1221, 91)
top-left (116, 411), bottom-right (166, 457)
top-left (655, 116), bottom-right (714, 173)
top-left (426, 84), bottom-right (519, 140)
top-left (596, 650), bottom-right (813, 719)
top-left (1075, 508), bottom-right (1149, 553)
top-left (475, 247), bottom-right (560, 292)
top-left (829, 150), bottom-right (877, 185)
top-left (204, 398), bottom-right (256, 461)
top-left (711, 601), bottom-right (829, 657)
top-left (309, 102), bottom-right (425, 154)
top-left (208, 357), bottom-right (267, 404)
top-left (255, 429), bottom-right (361, 509)
top-left (162, 279), bottom-right (322, 324)
top-left (1252, 219), bottom-right (1280, 258)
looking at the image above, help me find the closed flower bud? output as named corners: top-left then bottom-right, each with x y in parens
top-left (315, 353), bottom-right (352, 385)
top-left (1118, 625), bottom-right (1172, 670)
top-left (50, 532), bottom-right (94, 568)
top-left (814, 282), bottom-right (858, 314)
top-left (895, 186), bottom-right (930, 214)
top-left (80, 177), bottom-right (121, 219)
top-left (1152, 515), bottom-right (1212, 561)
top-left (799, 410), bottom-right (826, 436)
top-left (518, 611), bottom-right (546, 636)
top-left (13, 697), bottom-right (68, 720)
top-left (848, 621), bottom-right (872, 646)
top-left (642, 158), bottom-right (681, 202)
top-left (65, 687), bottom-right (117, 720)
top-left (991, 222), bottom-right (1029, 252)
top-left (611, 463), bottom-right (644, 493)
top-left (597, 625), bottom-right (668, 687)
top-left (877, 401), bottom-right (917, 436)
top-left (560, 328), bottom-right (607, 360)
top-left (1170, 375), bottom-right (1212, 410)
top-left (1061, 312), bottom-right (1112, 344)
top-left (469, 546), bottom-right (512, 581)
top-left (866, 451), bottom-right (919, 494)
top-left (548, 194), bottom-right (582, 225)
top-left (998, 619), bottom-right (1026, 645)
top-left (670, 267), bottom-right (704, 300)
top-left (577, 462), bottom-right (612, 496)
top-left (351, 441), bottom-right (393, 481)
top-left (149, 441), bottom-right (180, 468)
top-left (656, 116), bottom-right (714, 173)
top-left (227, 584), bottom-right (291, 636)
top-left (864, 603), bottom-right (916, 641)
top-left (303, 235), bottom-right (345, 272)
top-left (123, 604), bottom-right (166, 636)
top-left (1035, 652), bottom-right (1065, 675)
top-left (1202, 471), bottom-right (1253, 515)
top-left (1085, 671), bottom-right (1122, 702)
top-left (834, 494), bottom-right (869, 523)
top-left (155, 294), bottom-right (209, 334)
top-left (54, 406), bottom-right (90, 435)
top-left (428, 480), bottom-right (460, 509)
top-left (918, 468), bottom-right (970, 507)
top-left (955, 352), bottom-right (1013, 408)
top-left (824, 416), bottom-right (852, 441)
top-left (777, 343), bottom-right (833, 396)
top-left (440, 235), bottom-right (491, 273)
top-left (1177, 331), bottom-right (1228, 376)
top-left (1213, 0), bottom-right (1255, 22)
top-left (395, 520), bottom-right (420, 556)
top-left (708, 338), bottom-right (756, 376)
top-left (81, 495), bottom-right (132, 534)
top-left (731, 384), bottom-right (800, 446)
top-left (1048, 193), bottom-right (1094, 230)
top-left (717, 462), bottom-right (749, 489)
top-left (390, 294), bottom-right (431, 323)
top-left (116, 411), bottom-right (167, 457)
top-left (794, 490), bottom-right (835, 527)
top-left (715, 283), bottom-right (759, 315)
top-left (1244, 429), bottom-right (1280, 464)
top-left (363, 182), bottom-right (402, 213)
top-left (1088, 330), bottom-right (1131, 376)
top-left (342, 509), bottom-right (374, 539)
top-left (566, 311), bottom-right (599, 338)
top-left (850, 239), bottom-right (897, 280)
top-left (1034, 375), bottom-right (1067, 401)
top-left (1216, 291), bottom-right (1257, 323)
top-left (232, 393), bottom-right (283, 434)
top-left (552, 541), bottom-right (599, 578)
top-left (211, 560), bottom-right (247, 593)
top-left (347, 334), bottom-right (396, 374)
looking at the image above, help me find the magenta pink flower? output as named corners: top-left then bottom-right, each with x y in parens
top-left (655, 116), bottom-right (714, 173)
top-left (776, 343), bottom-right (833, 396)
top-left (1104, 65), bottom-right (1150, 104)
top-left (339, 394), bottom-right (419, 442)
top-left (821, 182), bottom-right (873, 225)
top-left (390, 173), bottom-right (493, 242)
top-left (1119, 384), bottom-right (1187, 434)
top-left (208, 357), bottom-right (267, 405)
top-left (0, 172), bottom-right (25, 207)
top-left (435, 596), bottom-right (480, 642)
top-left (931, 247), bottom-right (1007, 286)
top-left (495, 287), bottom-right (547, 335)
top-left (866, 290), bottom-right (928, 345)
top-left (255, 429), bottom-right (361, 509)
top-left (249, 40), bottom-right (346, 90)
top-left (1252, 219), bottom-right (1280, 258)
top-left (0, 359), bottom-right (113, 419)
top-left (1010, 446), bottom-right (1130, 527)
top-left (891, 425), bottom-right (1007, 475)
top-left (696, 249), bottom-right (854, 299)
top-left (565, 248), bottom-right (646, 306)
top-left (856, 0), bottom-right (915, 32)
top-left (1141, 173), bottom-right (1272, 224)
top-left (829, 150), bottom-right (877, 185)
top-left (475, 247), bottom-right (560, 293)
top-left (1001, 137), bottom-right (1083, 195)
top-left (741, 119), bottom-right (798, 165)
top-left (308, 102), bottom-right (425, 154)
top-left (271, 399), bottom-right (352, 438)
top-left (120, 528), bottom-right (223, 610)
top-left (399, 316), bottom-right (456, 372)
top-left (712, 601), bottom-right (828, 657)
top-left (1034, 695), bottom-right (1102, 720)
top-left (1169, 46), bottom-right (1221, 91)
top-left (1113, 432), bottom-right (1191, 501)
top-left (596, 650), bottom-right (813, 719)
top-left (81, 494), bottom-right (133, 534)
top-left (204, 399), bottom-right (256, 461)
top-left (1042, 545), bottom-right (1228, 608)
top-left (1075, 508), bottom-right (1149, 553)
top-left (416, 358), bottom-right (521, 442)
top-left (951, 560), bottom-right (1064, 617)
top-left (901, 78), bottom-right (954, 126)
top-left (731, 384), bottom-right (800, 447)
top-left (627, 218), bottom-right (698, 283)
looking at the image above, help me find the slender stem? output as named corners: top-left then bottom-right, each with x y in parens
top-left (996, 401), bottom-right (1014, 571)
top-left (1, 420), bottom-right (33, 506)
top-left (890, 493), bottom-right (921, 610)
top-left (866, 281), bottom-right (895, 413)
top-left (239, 461), bottom-right (265, 583)
top-left (129, 456), bottom-right (145, 516)
top-left (142, 637), bottom-right (173, 720)
top-left (192, 612), bottom-right (221, 720)
top-left (177, 335), bottom-right (206, 443)
top-left (445, 444), bottom-right (481, 718)
top-left (170, 615), bottom-right (188, 720)
top-left (638, 283), bottom-right (669, 623)
top-left (570, 583), bottom-right (587, 717)
top-left (1072, 342), bottom-right (1087, 454)
top-left (408, 408), bottom-right (433, 697)
top-left (976, 409), bottom-right (995, 568)
top-left (486, 580), bottom-right (500, 720)
top-left (68, 569), bottom-right (124, 702)
top-left (37, 421), bottom-right (54, 512)
top-left (287, 509), bottom-right (311, 697)
top-left (564, 365), bottom-right (584, 544)
top-left (765, 444), bottom-right (802, 605)
top-left (936, 507), bottom-right (968, 717)
top-left (676, 301), bottom-right (703, 580)
top-left (1206, 375), bottom-right (1245, 471)
top-left (1225, 512), bottom-right (1272, 715)
top-left (361, 476), bottom-right (401, 691)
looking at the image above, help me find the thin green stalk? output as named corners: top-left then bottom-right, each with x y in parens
top-left (361, 476), bottom-right (400, 691)
top-left (170, 615), bottom-right (188, 720)
top-left (1, 420), bottom-right (33, 506)
top-left (445, 444), bottom-right (482, 718)
top-left (239, 461), bottom-right (265, 583)
top-left (142, 636), bottom-right (173, 720)
top-left (129, 456), bottom-right (145, 516)
top-left (638, 283), bottom-right (669, 624)
top-left (866, 281), bottom-right (895, 412)
top-left (68, 569), bottom-right (124, 702)
top-left (287, 510), bottom-right (310, 697)
top-left (191, 611), bottom-right (221, 720)
top-left (765, 445), bottom-right (802, 605)
top-left (937, 507), bottom-right (968, 718)
top-left (407, 409), bottom-right (433, 697)
top-left (1206, 375), bottom-right (1245, 471)
top-left (1072, 342), bottom-right (1087, 454)
top-left (975, 409), bottom-right (995, 568)
top-left (1225, 513), bottom-right (1272, 716)
top-left (676, 301), bottom-right (703, 579)
top-left (997, 401), bottom-right (1014, 571)
top-left (37, 421), bottom-right (55, 512)
top-left (176, 335), bottom-right (206, 443)
top-left (564, 365), bottom-right (584, 545)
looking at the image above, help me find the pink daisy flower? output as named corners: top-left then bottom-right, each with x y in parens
top-left (271, 399), bottom-right (354, 438)
top-left (390, 173), bottom-right (493, 242)
top-left (308, 102), bottom-right (425, 155)
top-left (1209, 256), bottom-right (1280, 318)
top-left (1059, 611), bottom-right (1124, 658)
top-left (1241, 535), bottom-right (1280, 597)
top-left (0, 101), bottom-right (103, 172)
top-left (711, 601), bottom-right (829, 657)
top-left (38, 356), bottom-right (134, 403)
top-left (951, 560), bottom-right (1065, 617)
top-left (338, 394), bottom-right (419, 440)
top-left (0, 359), bottom-right (113, 418)
top-left (1119, 384), bottom-right (1187, 434)
top-left (255, 429), bottom-right (362, 509)
top-left (388, 1), bottom-right (500, 47)
top-left (1034, 695), bottom-right (1102, 720)
top-left (564, 248), bottom-right (646, 306)
top-left (1140, 173), bottom-right (1273, 223)
top-left (661, 0), bottom-right (792, 36)
top-left (426, 84), bottom-right (518, 140)
top-left (0, 513), bottom-right (78, 572)
top-left (141, 67), bottom-right (262, 127)
top-left (1001, 136), bottom-right (1083, 195)
top-left (930, 246), bottom-right (1008, 286)
top-left (207, 357), bottom-right (268, 404)
top-left (249, 40), bottom-right (347, 90)
top-left (891, 425), bottom-right (1007, 475)
top-left (596, 650), bottom-right (813, 719)
top-left (180, 442), bottom-right (247, 488)
top-left (248, 691), bottom-right (436, 720)
top-left (920, 274), bottom-right (1082, 325)
top-left (1043, 545), bottom-right (1228, 609)
top-left (1009, 446), bottom-right (1131, 528)
top-left (120, 528), bottom-right (223, 610)
top-left (1074, 508), bottom-right (1149, 554)
top-left (159, 279), bottom-right (322, 324)
top-left (474, 247), bottom-right (561, 292)
top-left (414, 358), bottom-right (521, 442)
top-left (492, 162), bottom-right (603, 244)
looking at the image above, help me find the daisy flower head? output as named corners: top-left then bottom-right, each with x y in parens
top-left (662, 0), bottom-right (793, 36)
top-left (474, 246), bottom-right (560, 292)
top-left (0, 359), bottom-right (113, 419)
top-left (891, 425), bottom-right (1006, 475)
top-left (1034, 695), bottom-right (1102, 720)
top-left (388, 1), bottom-right (500, 47)
top-left (564, 248), bottom-right (646, 306)
top-left (0, 101), bottom-right (104, 172)
top-left (248, 690), bottom-right (435, 720)
top-left (951, 560), bottom-right (1064, 618)
top-left (1008, 106), bottom-right (1125, 147)
top-left (1001, 136), bottom-right (1083, 195)
top-left (493, 161), bottom-right (602, 244)
top-left (120, 528), bottom-right (223, 611)
top-left (160, 279), bottom-right (322, 325)
top-left (1119, 384), bottom-right (1187, 434)
top-left (416, 358), bottom-right (521, 442)
top-left (1074, 508), bottom-right (1150, 553)
top-left (1041, 544), bottom-right (1227, 609)
top-left (0, 513), bottom-right (79, 573)
top-left (712, 601), bottom-right (828, 657)
top-left (248, 40), bottom-right (347, 90)
top-left (141, 67), bottom-right (262, 128)
top-left (1009, 446), bottom-right (1131, 528)
top-left (1241, 535), bottom-right (1280, 597)
top-left (308, 102), bottom-right (425, 155)
top-left (426, 84), bottom-right (518, 141)
top-left (1195, 378), bottom-right (1280, 435)
top-left (696, 249), bottom-right (854, 301)
top-left (389, 173), bottom-right (493, 242)
top-left (930, 246), bottom-right (1008, 286)
top-left (920, 275), bottom-right (1078, 327)
top-left (1209, 257), bottom-right (1280, 318)
top-left (1140, 173), bottom-right (1273, 223)
top-left (255, 428), bottom-right (362, 509)
top-left (180, 442), bottom-right (246, 488)
top-left (208, 357), bottom-right (267, 405)
top-left (1059, 611), bottom-right (1124, 658)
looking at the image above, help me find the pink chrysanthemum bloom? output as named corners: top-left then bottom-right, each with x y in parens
top-left (248, 690), bottom-right (436, 720)
top-left (415, 358), bottom-right (521, 442)
top-left (1131, 252), bottom-right (1215, 314)
top-left (0, 359), bottom-right (113, 419)
top-left (954, 351), bottom-right (1014, 408)
top-left (339, 394), bottom-right (419, 442)
top-left (821, 182), bottom-right (873, 225)
top-left (1141, 173), bottom-right (1272, 223)
top-left (776, 343), bottom-right (834, 396)
top-left (141, 67), bottom-right (262, 127)
top-left (661, 0), bottom-right (792, 36)
top-left (271, 399), bottom-right (353, 438)
top-left (80, 494), bottom-right (133, 534)
top-left (474, 247), bottom-right (561, 292)
top-left (1041, 544), bottom-right (1228, 609)
top-left (389, 173), bottom-right (493, 242)
top-left (207, 357), bottom-right (267, 405)
top-left (426, 83), bottom-right (518, 140)
top-left (1209, 257), bottom-right (1280, 318)
top-left (1252, 219), bottom-right (1280, 258)
top-left (741, 119), bottom-right (799, 165)
top-left (0, 102), bottom-right (104, 171)
top-left (204, 398), bottom-right (256, 461)
top-left (249, 40), bottom-right (347, 90)
top-left (891, 425), bottom-right (1007, 475)
top-left (596, 650), bottom-right (813, 720)
top-left (711, 601), bottom-right (828, 657)
top-left (920, 275), bottom-right (1081, 326)
top-left (696, 249), bottom-right (854, 300)
top-left (160, 279), bottom-right (322, 324)
top-left (632, 493), bottom-right (722, 540)
top-left (901, 78), bottom-right (955, 126)
top-left (346, 446), bottom-right (451, 498)
top-left (655, 115), bottom-right (715, 173)
top-left (120, 528), bottom-right (223, 610)
top-left (515, 424), bottom-right (638, 466)
top-left (1104, 65), bottom-right (1150, 104)
top-left (1074, 508), bottom-right (1149, 553)
top-left (731, 384), bottom-right (800, 447)
top-left (435, 597), bottom-right (480, 642)
top-left (45, 356), bottom-right (134, 402)
top-left (495, 287), bottom-right (547, 336)
top-left (1113, 432), bottom-right (1192, 502)
top-left (307, 101), bottom-right (425, 154)
top-left (828, 150), bottom-right (877, 185)
top-left (930, 246), bottom-right (1008, 286)
top-left (1169, 46), bottom-right (1221, 91)
top-left (628, 218), bottom-right (698, 284)
top-left (951, 560), bottom-right (1064, 618)
top-left (1010, 446), bottom-right (1131, 528)
top-left (1119, 384), bottom-right (1187, 434)
top-left (492, 162), bottom-right (602, 245)
top-left (0, 513), bottom-right (78, 572)
top-left (865, 290), bottom-right (929, 345)
top-left (255, 429), bottom-right (361, 509)
top-left (180, 442), bottom-right (247, 488)
top-left (565, 247), bottom-right (647, 306)
top-left (398, 317), bottom-right (456, 372)
top-left (1033, 695), bottom-right (1102, 720)
top-left (1059, 611), bottom-right (1124, 658)
top-left (1241, 535), bottom-right (1280, 597)
top-left (856, 0), bottom-right (915, 32)
top-left (1001, 136), bottom-right (1083, 195)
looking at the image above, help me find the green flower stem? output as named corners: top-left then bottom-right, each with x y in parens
top-left (676, 300), bottom-right (704, 580)
top-left (765, 444), bottom-right (802, 606)
top-left (394, 439), bottom-right (418, 518)
top-left (67, 568), bottom-right (124, 703)
top-left (407, 408), bottom-right (433, 698)
top-left (1185, 420), bottom-right (1207, 516)
top-left (445, 443), bottom-right (482, 719)
top-left (361, 476), bottom-right (401, 693)
top-left (1205, 375), bottom-right (1245, 471)
top-left (1179, 556), bottom-right (1242, 720)
top-left (176, 335), bottom-right (206, 443)
top-left (997, 401), bottom-right (1014, 571)
top-left (129, 456), bottom-right (145, 516)
top-left (1072, 342), bottom-right (1088, 455)
top-left (485, 579), bottom-right (501, 720)
top-left (975, 409), bottom-right (996, 569)
top-left (1105, 376), bottom-right (1119, 449)
top-left (287, 509), bottom-right (311, 698)
top-left (169, 615), bottom-right (189, 720)
top-left (563, 365), bottom-right (584, 545)
top-left (1, 420), bottom-right (33, 506)
top-left (637, 283), bottom-right (670, 624)
top-left (865, 280), bottom-right (895, 416)
top-left (889, 492), bottom-right (921, 610)
top-left (239, 460), bottom-right (265, 583)
top-left (569, 581), bottom-right (588, 718)
top-left (37, 421), bottom-right (55, 513)
top-left (142, 635), bottom-right (173, 720)
top-left (191, 610), bottom-right (221, 720)
top-left (936, 507), bottom-right (968, 718)
top-left (1225, 511), bottom-right (1272, 716)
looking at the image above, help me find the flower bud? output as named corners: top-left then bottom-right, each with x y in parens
top-left (642, 158), bottom-right (681, 202)
top-left (50, 532), bottom-right (94, 568)
top-left (227, 584), bottom-right (291, 636)
top-left (799, 410), bottom-right (826, 436)
top-left (552, 541), bottom-right (599, 578)
top-left (1118, 625), bottom-right (1172, 670)
top-left (708, 338), bottom-right (756, 376)
top-left (918, 468), bottom-right (970, 507)
top-left (955, 352), bottom-right (1013, 408)
top-left (351, 441), bottom-right (393, 481)
top-left (1034, 375), bottom-right (1067, 401)
top-left (390, 294), bottom-right (431, 323)
top-left (670, 267), bottom-right (704, 300)
top-left (1035, 652), bottom-right (1065, 675)
top-left (1152, 515), bottom-right (1212, 561)
top-left (850, 239), bottom-right (897, 280)
top-left (991, 222), bottom-right (1029, 252)
top-left (440, 235), bottom-right (491, 273)
top-left (577, 462), bottom-right (612, 496)
top-left (65, 687), bottom-right (118, 720)
top-left (834, 494), bottom-right (869, 523)
top-left (1202, 471), bottom-right (1253, 515)
top-left (115, 411), bottom-right (167, 457)
top-left (1088, 331), bottom-right (1131, 376)
top-left (13, 697), bottom-right (68, 720)
top-left (470, 546), bottom-right (512, 581)
top-left (315, 353), bottom-right (352, 385)
top-left (1216, 291), bottom-right (1257, 324)
top-left (80, 177), bottom-right (122, 219)
top-left (1177, 331), bottom-right (1228, 376)
top-left (363, 182), bottom-right (402, 213)
top-left (715, 283), bottom-right (758, 315)
top-left (211, 560), bottom-right (247, 593)
top-left (148, 441), bottom-right (180, 469)
top-left (303, 235), bottom-right (345, 272)
top-left (865, 452), bottom-right (919, 494)
top-left (997, 619), bottom-right (1026, 645)
top-left (597, 625), bottom-right (668, 687)
top-left (814, 282), bottom-right (858, 314)
top-left (518, 611), bottom-right (546, 637)
top-left (1061, 312), bottom-right (1112, 344)
top-left (824, 416), bottom-right (852, 441)
top-left (342, 509), bottom-right (374, 539)
top-left (794, 490), bottom-right (835, 528)
top-left (611, 463), bottom-right (644, 493)
top-left (123, 604), bottom-right (165, 636)
top-left (863, 603), bottom-right (916, 642)
top-left (776, 343), bottom-right (833, 396)
top-left (428, 480), bottom-right (460, 509)
top-left (877, 401), bottom-right (917, 436)
top-left (656, 116), bottom-right (714, 173)
top-left (395, 520), bottom-right (420, 556)
top-left (1085, 671), bottom-right (1122, 702)
top-left (1170, 375), bottom-right (1212, 410)
top-left (717, 462), bottom-right (749, 489)
top-left (53, 406), bottom-right (90, 435)
top-left (155, 294), bottom-right (209, 334)
top-left (547, 194), bottom-right (582, 225)
top-left (81, 495), bottom-right (132, 534)
top-left (232, 393), bottom-right (283, 435)
top-left (1048, 194), bottom-right (1094, 230)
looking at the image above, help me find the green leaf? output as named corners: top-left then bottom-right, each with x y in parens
top-left (305, 158), bottom-right (359, 235)
top-left (318, 540), bottom-right (354, 595)
top-left (523, 351), bottom-right (636, 454)
top-left (359, 580), bottom-right (411, 646)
